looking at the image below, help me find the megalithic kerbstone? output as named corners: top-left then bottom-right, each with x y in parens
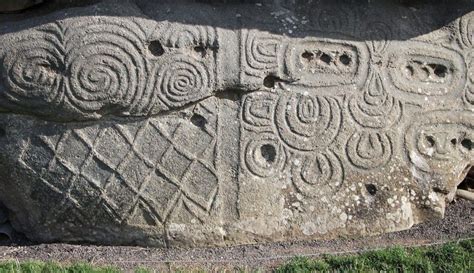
top-left (0, 0), bottom-right (472, 247)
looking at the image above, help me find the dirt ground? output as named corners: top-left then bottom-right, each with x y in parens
top-left (0, 198), bottom-right (471, 272)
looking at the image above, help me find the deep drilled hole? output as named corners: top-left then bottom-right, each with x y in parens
top-left (451, 138), bottom-right (457, 145)
top-left (301, 51), bottom-right (314, 61)
top-left (263, 75), bottom-right (277, 88)
top-left (190, 114), bottom-right (207, 129)
top-left (148, 40), bottom-right (164, 56)
top-left (320, 52), bottom-right (331, 64)
top-left (405, 65), bottom-right (414, 76)
top-left (426, 135), bottom-right (435, 147)
top-left (194, 45), bottom-right (206, 57)
top-left (260, 144), bottom-right (276, 163)
top-left (365, 184), bottom-right (377, 195)
top-left (461, 138), bottom-right (472, 151)
top-left (433, 64), bottom-right (447, 78)
top-left (339, 54), bottom-right (351, 65)
top-left (0, 127), bottom-right (5, 138)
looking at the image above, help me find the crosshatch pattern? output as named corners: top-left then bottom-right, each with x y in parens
top-left (20, 101), bottom-right (219, 228)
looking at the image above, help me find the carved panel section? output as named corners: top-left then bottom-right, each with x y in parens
top-left (19, 99), bottom-right (219, 227)
top-left (0, 18), bottom-right (218, 120)
top-left (383, 42), bottom-right (466, 100)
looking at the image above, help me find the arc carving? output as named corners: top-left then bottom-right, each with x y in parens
top-left (346, 131), bottom-right (393, 170)
top-left (348, 70), bottom-right (402, 129)
top-left (274, 93), bottom-right (342, 152)
top-left (291, 150), bottom-right (343, 197)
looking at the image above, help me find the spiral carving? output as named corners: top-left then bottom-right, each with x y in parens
top-left (346, 131), bottom-right (392, 170)
top-left (155, 55), bottom-right (212, 109)
top-left (459, 12), bottom-right (473, 49)
top-left (348, 71), bottom-right (401, 129)
top-left (65, 19), bottom-right (147, 114)
top-left (274, 93), bottom-right (341, 151)
top-left (291, 151), bottom-right (343, 197)
top-left (2, 25), bottom-right (65, 108)
top-left (241, 92), bottom-right (278, 131)
top-left (244, 30), bottom-right (281, 75)
top-left (243, 133), bottom-right (286, 178)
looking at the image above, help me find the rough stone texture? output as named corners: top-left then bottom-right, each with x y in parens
top-left (0, 0), bottom-right (472, 247)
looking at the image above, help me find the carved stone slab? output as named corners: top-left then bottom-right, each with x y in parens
top-left (0, 1), bottom-right (472, 247)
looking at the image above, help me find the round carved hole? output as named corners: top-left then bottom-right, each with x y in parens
top-left (433, 65), bottom-right (447, 78)
top-left (339, 54), bottom-right (351, 65)
top-left (190, 114), bottom-right (207, 129)
top-left (194, 46), bottom-right (206, 57)
top-left (451, 138), bottom-right (457, 145)
top-left (461, 138), bottom-right (472, 151)
top-left (301, 51), bottom-right (314, 61)
top-left (405, 65), bottom-right (414, 76)
top-left (148, 40), bottom-right (164, 56)
top-left (320, 53), bottom-right (331, 64)
top-left (426, 135), bottom-right (435, 147)
top-left (263, 75), bottom-right (277, 88)
top-left (260, 144), bottom-right (276, 163)
top-left (0, 126), bottom-right (5, 138)
top-left (365, 184), bottom-right (377, 195)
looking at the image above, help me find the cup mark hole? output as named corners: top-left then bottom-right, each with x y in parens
top-left (190, 114), bottom-right (207, 129)
top-left (260, 144), bottom-right (277, 163)
top-left (301, 51), bottom-right (314, 61)
top-left (426, 135), bottom-right (435, 147)
top-left (320, 53), bottom-right (332, 64)
top-left (339, 54), bottom-right (351, 65)
top-left (461, 138), bottom-right (472, 151)
top-left (365, 184), bottom-right (377, 195)
top-left (263, 75), bottom-right (277, 88)
top-left (148, 40), bottom-right (164, 56)
top-left (194, 46), bottom-right (206, 57)
top-left (432, 64), bottom-right (447, 78)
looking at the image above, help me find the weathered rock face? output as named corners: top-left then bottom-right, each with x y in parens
top-left (0, 0), bottom-right (472, 247)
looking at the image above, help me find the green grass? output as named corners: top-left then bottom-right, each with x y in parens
top-left (0, 239), bottom-right (471, 272)
top-left (0, 261), bottom-right (120, 273)
top-left (276, 239), bottom-right (473, 273)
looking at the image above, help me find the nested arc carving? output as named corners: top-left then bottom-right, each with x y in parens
top-left (348, 70), bottom-right (402, 129)
top-left (240, 91), bottom-right (344, 193)
top-left (274, 92), bottom-right (342, 152)
top-left (346, 131), bottom-right (393, 170)
top-left (291, 150), bottom-right (344, 197)
top-left (0, 18), bottom-right (217, 120)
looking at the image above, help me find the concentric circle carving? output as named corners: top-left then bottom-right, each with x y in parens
top-left (156, 55), bottom-right (211, 108)
top-left (65, 19), bottom-right (147, 113)
top-left (243, 133), bottom-right (286, 178)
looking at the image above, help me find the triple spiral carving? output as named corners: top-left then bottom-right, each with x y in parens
top-left (1, 18), bottom-right (216, 119)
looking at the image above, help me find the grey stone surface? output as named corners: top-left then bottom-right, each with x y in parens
top-left (0, 0), bottom-right (472, 247)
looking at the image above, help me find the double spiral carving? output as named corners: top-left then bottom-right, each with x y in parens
top-left (3, 24), bottom-right (64, 108)
top-left (274, 93), bottom-right (341, 151)
top-left (156, 55), bottom-right (211, 108)
top-left (65, 19), bottom-right (147, 113)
